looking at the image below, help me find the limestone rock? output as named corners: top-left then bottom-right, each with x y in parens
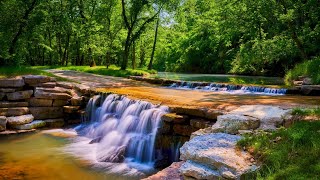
top-left (180, 133), bottom-right (258, 179)
top-left (29, 107), bottom-right (63, 119)
top-left (171, 106), bottom-right (207, 118)
top-left (302, 78), bottom-right (312, 85)
top-left (23, 75), bottom-right (51, 85)
top-left (70, 96), bottom-right (83, 106)
top-left (30, 82), bottom-right (57, 88)
top-left (190, 119), bottom-right (214, 129)
top-left (6, 90), bottom-right (33, 101)
top-left (7, 114), bottom-right (34, 126)
top-left (205, 109), bottom-right (223, 120)
top-left (0, 101), bottom-right (28, 108)
top-left (143, 162), bottom-right (184, 180)
top-left (214, 114), bottom-right (260, 134)
top-left (35, 87), bottom-right (71, 94)
top-left (0, 116), bottom-right (7, 131)
top-left (28, 98), bottom-right (53, 107)
top-left (0, 88), bottom-right (16, 93)
top-left (158, 121), bottom-right (172, 134)
top-left (34, 89), bottom-right (72, 100)
top-left (0, 77), bottom-right (25, 88)
top-left (63, 106), bottom-right (80, 113)
top-left (162, 113), bottom-right (188, 124)
top-left (229, 105), bottom-right (291, 130)
top-left (0, 107), bottom-right (29, 116)
top-left (56, 82), bottom-right (74, 89)
top-left (52, 100), bottom-right (68, 107)
top-left (11, 120), bottom-right (46, 130)
top-left (173, 124), bottom-right (196, 136)
top-left (43, 118), bottom-right (65, 128)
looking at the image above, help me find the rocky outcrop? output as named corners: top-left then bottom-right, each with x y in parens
top-left (144, 162), bottom-right (184, 180)
top-left (180, 133), bottom-right (258, 179)
top-left (0, 77), bottom-right (25, 88)
top-left (0, 116), bottom-right (7, 131)
top-left (6, 90), bottom-right (33, 101)
top-left (0, 107), bottom-right (29, 116)
top-left (29, 107), bottom-right (64, 119)
top-left (6, 114), bottom-right (34, 126)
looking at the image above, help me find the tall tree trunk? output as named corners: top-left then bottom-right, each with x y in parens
top-left (62, 33), bottom-right (70, 66)
top-left (148, 14), bottom-right (160, 70)
top-left (121, 29), bottom-right (132, 70)
top-left (48, 29), bottom-right (53, 65)
top-left (131, 42), bottom-right (136, 69)
top-left (139, 39), bottom-right (145, 68)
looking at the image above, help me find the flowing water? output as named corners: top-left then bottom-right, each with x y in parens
top-left (64, 94), bottom-right (169, 178)
top-left (0, 131), bottom-right (125, 180)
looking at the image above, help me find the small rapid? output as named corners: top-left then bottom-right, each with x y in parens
top-left (64, 93), bottom-right (169, 177)
top-left (170, 82), bottom-right (287, 95)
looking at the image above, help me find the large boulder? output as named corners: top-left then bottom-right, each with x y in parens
top-left (0, 116), bottom-right (7, 131)
top-left (0, 101), bottom-right (28, 108)
top-left (180, 133), bottom-right (258, 179)
top-left (6, 90), bottom-right (33, 101)
top-left (0, 107), bottom-right (29, 116)
top-left (0, 77), bottom-right (25, 88)
top-left (29, 107), bottom-right (64, 119)
top-left (213, 114), bottom-right (260, 134)
top-left (7, 114), bottom-right (34, 126)
top-left (11, 120), bottom-right (46, 130)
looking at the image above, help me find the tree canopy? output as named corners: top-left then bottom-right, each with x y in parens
top-left (1, 0), bottom-right (319, 77)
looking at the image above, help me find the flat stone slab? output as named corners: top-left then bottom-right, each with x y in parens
top-left (180, 133), bottom-right (257, 179)
top-left (34, 90), bottom-right (72, 100)
top-left (162, 113), bottom-right (188, 124)
top-left (143, 162), bottom-right (184, 180)
top-left (0, 88), bottom-right (17, 93)
top-left (28, 98), bottom-right (53, 107)
top-left (35, 87), bottom-right (71, 94)
top-left (0, 77), bottom-right (25, 88)
top-left (56, 82), bottom-right (74, 89)
top-left (7, 114), bottom-right (34, 126)
top-left (11, 120), bottom-right (46, 130)
top-left (0, 116), bottom-right (7, 131)
top-left (0, 101), bottom-right (29, 108)
top-left (29, 107), bottom-right (63, 119)
top-left (0, 129), bottom-right (36, 135)
top-left (52, 100), bottom-right (68, 107)
top-left (6, 90), bottom-right (33, 101)
top-left (0, 107), bottom-right (29, 116)
top-left (63, 106), bottom-right (80, 113)
top-left (23, 75), bottom-right (51, 84)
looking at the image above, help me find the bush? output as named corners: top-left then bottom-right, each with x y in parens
top-left (285, 56), bottom-right (320, 85)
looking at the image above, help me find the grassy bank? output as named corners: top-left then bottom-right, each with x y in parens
top-left (285, 57), bottom-right (320, 85)
top-left (34, 65), bottom-right (156, 77)
top-left (0, 66), bottom-right (69, 81)
top-left (238, 121), bottom-right (320, 179)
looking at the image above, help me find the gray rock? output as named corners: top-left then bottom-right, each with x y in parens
top-left (28, 98), bottom-right (53, 107)
top-left (0, 77), bottom-right (25, 87)
top-left (29, 107), bottom-right (63, 119)
top-left (11, 120), bottom-right (46, 130)
top-left (35, 87), bottom-right (71, 94)
top-left (0, 101), bottom-right (29, 108)
top-left (0, 116), bottom-right (7, 131)
top-left (6, 90), bottom-right (33, 101)
top-left (190, 119), bottom-right (214, 129)
top-left (34, 89), bottom-right (71, 100)
top-left (302, 78), bottom-right (312, 85)
top-left (23, 75), bottom-right (51, 85)
top-left (300, 85), bottom-right (320, 96)
top-left (0, 107), bottom-right (29, 116)
top-left (30, 82), bottom-right (57, 88)
top-left (180, 133), bottom-right (258, 179)
top-left (0, 88), bottom-right (17, 93)
top-left (7, 114), bottom-right (34, 126)
top-left (214, 114), bottom-right (260, 134)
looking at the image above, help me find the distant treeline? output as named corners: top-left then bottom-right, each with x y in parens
top-left (0, 0), bottom-right (319, 76)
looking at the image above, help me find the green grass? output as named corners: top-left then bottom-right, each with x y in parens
top-left (34, 65), bottom-right (156, 78)
top-left (285, 56), bottom-right (320, 85)
top-left (292, 107), bottom-right (320, 116)
top-left (0, 66), bottom-right (70, 81)
top-left (238, 121), bottom-right (320, 179)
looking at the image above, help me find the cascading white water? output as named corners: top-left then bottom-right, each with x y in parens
top-left (65, 93), bottom-right (169, 177)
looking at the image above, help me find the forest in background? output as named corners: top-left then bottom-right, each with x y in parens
top-left (1, 0), bottom-right (320, 77)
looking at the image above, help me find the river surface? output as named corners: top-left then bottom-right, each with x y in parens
top-left (0, 130), bottom-right (130, 180)
top-left (150, 72), bottom-right (285, 86)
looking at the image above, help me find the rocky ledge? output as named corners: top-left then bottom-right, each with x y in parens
top-left (0, 75), bottom-right (95, 134)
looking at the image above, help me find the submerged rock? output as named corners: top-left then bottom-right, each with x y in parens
top-left (7, 114), bottom-right (34, 126)
top-left (11, 120), bottom-right (46, 130)
top-left (179, 133), bottom-right (258, 179)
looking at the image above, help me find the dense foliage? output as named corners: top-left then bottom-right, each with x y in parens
top-left (1, 0), bottom-right (320, 78)
top-left (238, 121), bottom-right (320, 179)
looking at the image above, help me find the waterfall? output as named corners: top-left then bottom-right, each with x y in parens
top-left (65, 93), bottom-right (169, 176)
top-left (169, 82), bottom-right (287, 95)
